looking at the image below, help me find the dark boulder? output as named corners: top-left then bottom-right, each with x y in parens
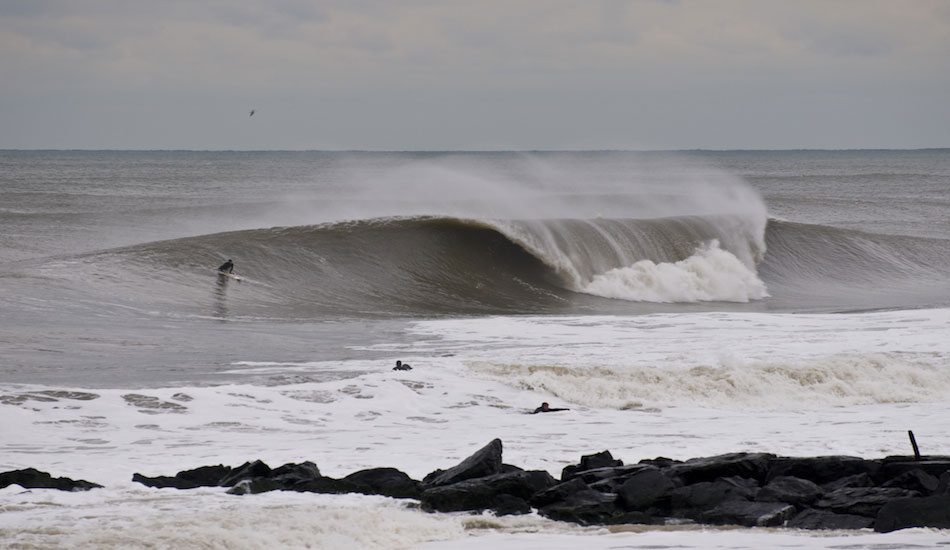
top-left (561, 450), bottom-right (623, 481)
top-left (639, 457), bottom-right (681, 469)
top-left (0, 468), bottom-right (102, 492)
top-left (767, 456), bottom-right (880, 485)
top-left (701, 500), bottom-right (796, 527)
top-left (227, 478), bottom-right (284, 495)
top-left (490, 493), bottom-right (532, 516)
top-left (881, 468), bottom-right (939, 495)
top-left (816, 487), bottom-right (919, 518)
top-left (617, 467), bottom-right (675, 511)
top-left (671, 476), bottom-right (758, 519)
top-left (937, 472), bottom-right (950, 494)
top-left (219, 460), bottom-right (273, 487)
top-left (787, 508), bottom-right (874, 530)
top-left (293, 477), bottom-right (360, 495)
top-left (132, 464), bottom-right (231, 489)
top-left (667, 453), bottom-right (774, 485)
top-left (572, 464), bottom-right (655, 488)
top-left (539, 489), bottom-right (620, 525)
top-left (875, 495), bottom-right (950, 532)
top-left (881, 458), bottom-right (950, 481)
top-left (270, 462), bottom-right (321, 486)
top-left (530, 477), bottom-right (590, 508)
top-left (821, 472), bottom-right (875, 492)
top-left (756, 476), bottom-right (821, 506)
top-left (420, 470), bottom-right (556, 513)
top-left (343, 467), bottom-right (421, 499)
top-left (422, 439), bottom-right (503, 487)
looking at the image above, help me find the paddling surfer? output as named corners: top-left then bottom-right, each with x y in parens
top-left (531, 402), bottom-right (569, 414)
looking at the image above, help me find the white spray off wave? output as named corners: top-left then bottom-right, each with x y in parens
top-left (582, 240), bottom-right (769, 303)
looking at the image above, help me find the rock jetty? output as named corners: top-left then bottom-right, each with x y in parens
top-left (127, 438), bottom-right (950, 533)
top-left (7, 439), bottom-right (946, 533)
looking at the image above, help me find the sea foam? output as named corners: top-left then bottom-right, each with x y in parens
top-left (581, 240), bottom-right (768, 303)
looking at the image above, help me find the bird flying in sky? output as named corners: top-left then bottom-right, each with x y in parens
top-left (249, 110), bottom-right (255, 117)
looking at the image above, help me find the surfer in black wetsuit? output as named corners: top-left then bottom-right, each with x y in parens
top-left (218, 259), bottom-right (234, 273)
top-left (393, 360), bottom-right (412, 371)
top-left (531, 402), bottom-right (569, 414)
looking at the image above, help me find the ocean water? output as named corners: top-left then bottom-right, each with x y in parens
top-left (1, 150), bottom-right (949, 549)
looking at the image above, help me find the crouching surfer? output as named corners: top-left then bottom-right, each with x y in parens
top-left (218, 259), bottom-right (234, 273)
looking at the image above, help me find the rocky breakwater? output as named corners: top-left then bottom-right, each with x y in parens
top-left (0, 468), bottom-right (102, 491)
top-left (129, 439), bottom-right (950, 533)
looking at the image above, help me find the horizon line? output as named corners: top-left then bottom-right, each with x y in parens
top-left (1, 147), bottom-right (949, 153)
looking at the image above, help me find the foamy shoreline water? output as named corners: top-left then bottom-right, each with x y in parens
top-left (3, 309), bottom-right (949, 549)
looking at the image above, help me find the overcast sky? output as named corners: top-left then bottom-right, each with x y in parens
top-left (1, 0), bottom-right (948, 150)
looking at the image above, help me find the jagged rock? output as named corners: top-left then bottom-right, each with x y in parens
top-left (767, 456), bottom-right (880, 485)
top-left (227, 478), bottom-right (283, 495)
top-left (269, 462), bottom-right (321, 486)
top-left (420, 470), bottom-right (556, 513)
top-left (937, 472), bottom-right (950, 494)
top-left (701, 500), bottom-right (796, 527)
top-left (342, 467), bottom-right (421, 499)
top-left (639, 457), bottom-right (681, 469)
top-left (617, 467), bottom-right (675, 511)
top-left (530, 477), bottom-right (590, 508)
top-left (787, 508), bottom-right (874, 530)
top-left (756, 476), bottom-right (821, 506)
top-left (571, 464), bottom-right (654, 488)
top-left (0, 468), bottom-right (102, 492)
top-left (671, 476), bottom-right (758, 519)
top-left (667, 453), bottom-right (774, 485)
top-left (881, 469), bottom-right (939, 495)
top-left (561, 450), bottom-right (623, 481)
top-left (132, 464), bottom-right (231, 489)
top-left (875, 495), bottom-right (950, 532)
top-left (219, 460), bottom-right (273, 487)
top-left (881, 458), bottom-right (950, 480)
top-left (293, 477), bottom-right (360, 494)
top-left (821, 473), bottom-right (875, 492)
top-left (422, 439), bottom-right (503, 487)
top-left (539, 489), bottom-right (620, 525)
top-left (816, 487), bottom-right (919, 518)
top-left (490, 493), bottom-right (531, 516)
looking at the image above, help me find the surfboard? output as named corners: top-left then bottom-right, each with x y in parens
top-left (216, 270), bottom-right (243, 281)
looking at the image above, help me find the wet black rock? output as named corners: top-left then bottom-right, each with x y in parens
top-left (420, 470), bottom-right (556, 513)
top-left (701, 500), bottom-right (796, 527)
top-left (422, 438), bottom-right (503, 487)
top-left (561, 450), bottom-right (623, 481)
top-left (756, 476), bottom-right (821, 506)
top-left (126, 441), bottom-right (950, 532)
top-left (787, 508), bottom-right (874, 530)
top-left (668, 453), bottom-right (774, 485)
top-left (0, 468), bottom-right (102, 492)
top-left (343, 467), bottom-right (421, 499)
top-left (875, 495), bottom-right (950, 532)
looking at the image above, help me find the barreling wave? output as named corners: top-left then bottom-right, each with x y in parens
top-left (10, 213), bottom-right (950, 319)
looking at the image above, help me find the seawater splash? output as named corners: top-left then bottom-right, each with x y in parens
top-left (581, 240), bottom-right (768, 303)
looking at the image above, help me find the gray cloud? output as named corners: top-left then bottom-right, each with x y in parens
top-left (1, 0), bottom-right (948, 149)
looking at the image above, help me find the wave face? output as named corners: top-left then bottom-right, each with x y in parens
top-left (4, 151), bottom-right (949, 319)
top-left (19, 212), bottom-right (950, 320)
